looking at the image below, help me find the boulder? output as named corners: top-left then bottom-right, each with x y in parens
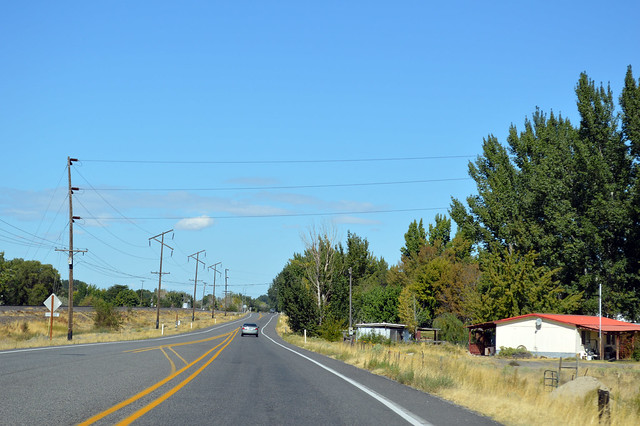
top-left (550, 376), bottom-right (609, 401)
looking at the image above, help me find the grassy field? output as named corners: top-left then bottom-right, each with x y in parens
top-left (0, 306), bottom-right (243, 350)
top-left (275, 317), bottom-right (640, 426)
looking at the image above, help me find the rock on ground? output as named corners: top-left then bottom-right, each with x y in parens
top-left (550, 376), bottom-right (609, 401)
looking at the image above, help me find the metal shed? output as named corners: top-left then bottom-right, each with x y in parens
top-left (356, 322), bottom-right (411, 343)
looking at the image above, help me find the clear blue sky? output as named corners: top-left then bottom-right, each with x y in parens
top-left (1, 1), bottom-right (639, 299)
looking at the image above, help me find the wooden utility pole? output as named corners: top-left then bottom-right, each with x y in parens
top-left (349, 267), bottom-right (353, 335)
top-left (188, 250), bottom-right (205, 321)
top-left (208, 262), bottom-right (221, 318)
top-left (55, 157), bottom-right (86, 341)
top-left (201, 281), bottom-right (207, 310)
top-left (224, 268), bottom-right (229, 316)
top-left (150, 230), bottom-right (173, 329)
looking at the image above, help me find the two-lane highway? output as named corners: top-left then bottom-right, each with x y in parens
top-left (0, 314), bottom-right (499, 425)
top-left (0, 315), bottom-right (245, 425)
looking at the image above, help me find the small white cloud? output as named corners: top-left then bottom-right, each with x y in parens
top-left (175, 215), bottom-right (215, 231)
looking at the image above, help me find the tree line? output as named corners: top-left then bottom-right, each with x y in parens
top-left (269, 66), bottom-right (640, 339)
top-left (0, 253), bottom-right (267, 312)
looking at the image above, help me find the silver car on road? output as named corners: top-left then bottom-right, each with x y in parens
top-left (241, 323), bottom-right (259, 337)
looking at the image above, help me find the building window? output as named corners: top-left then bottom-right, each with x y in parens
top-left (606, 334), bottom-right (614, 345)
top-left (581, 330), bottom-right (590, 345)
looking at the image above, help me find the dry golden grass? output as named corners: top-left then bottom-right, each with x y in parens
top-left (275, 316), bottom-right (640, 426)
top-left (0, 307), bottom-right (244, 350)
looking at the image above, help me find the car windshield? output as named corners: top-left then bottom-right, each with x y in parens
top-left (243, 324), bottom-right (258, 327)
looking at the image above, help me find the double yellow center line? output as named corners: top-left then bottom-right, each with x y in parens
top-left (80, 328), bottom-right (238, 425)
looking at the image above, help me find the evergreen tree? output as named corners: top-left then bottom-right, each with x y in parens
top-left (620, 66), bottom-right (640, 317)
top-left (274, 255), bottom-right (319, 334)
top-left (475, 247), bottom-right (582, 322)
top-left (428, 213), bottom-right (451, 251)
top-left (401, 219), bottom-right (427, 259)
top-left (451, 68), bottom-right (640, 320)
top-left (573, 73), bottom-right (632, 316)
top-left (621, 66), bottom-right (640, 156)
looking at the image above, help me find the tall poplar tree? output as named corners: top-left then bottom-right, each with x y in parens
top-left (620, 66), bottom-right (640, 315)
top-left (451, 68), bottom-right (640, 320)
top-left (401, 219), bottom-right (427, 259)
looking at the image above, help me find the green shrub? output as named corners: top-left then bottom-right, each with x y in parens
top-left (497, 346), bottom-right (532, 358)
top-left (319, 315), bottom-right (345, 342)
top-left (397, 369), bottom-right (415, 385)
top-left (366, 357), bottom-right (389, 370)
top-left (93, 298), bottom-right (121, 330)
top-left (79, 294), bottom-right (98, 307)
top-left (432, 313), bottom-right (467, 344)
top-left (114, 289), bottom-right (139, 307)
top-left (358, 331), bottom-right (391, 345)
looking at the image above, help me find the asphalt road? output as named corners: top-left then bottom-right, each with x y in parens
top-left (0, 314), bottom-right (500, 425)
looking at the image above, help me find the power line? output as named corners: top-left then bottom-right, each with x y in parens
top-left (33, 192), bottom-right (70, 263)
top-left (226, 282), bottom-right (270, 287)
top-left (73, 196), bottom-right (151, 250)
top-left (26, 164), bottom-right (68, 260)
top-left (161, 279), bottom-right (192, 286)
top-left (84, 250), bottom-right (120, 272)
top-left (72, 165), bottom-right (153, 235)
top-left (76, 258), bottom-right (152, 280)
top-left (0, 232), bottom-right (58, 249)
top-left (79, 207), bottom-right (448, 221)
top-left (75, 223), bottom-right (156, 261)
top-left (81, 155), bottom-right (475, 165)
top-left (0, 218), bottom-right (66, 247)
top-left (91, 177), bottom-right (471, 192)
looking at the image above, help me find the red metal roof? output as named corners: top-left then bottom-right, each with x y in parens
top-left (494, 313), bottom-right (640, 332)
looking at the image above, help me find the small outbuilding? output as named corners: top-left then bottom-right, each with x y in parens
top-left (356, 322), bottom-right (411, 343)
top-left (467, 313), bottom-right (640, 359)
top-left (416, 327), bottom-right (440, 342)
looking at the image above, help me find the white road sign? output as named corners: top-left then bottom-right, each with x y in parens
top-left (44, 293), bottom-right (62, 312)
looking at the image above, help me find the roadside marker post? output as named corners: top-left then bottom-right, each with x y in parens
top-left (44, 293), bottom-right (62, 340)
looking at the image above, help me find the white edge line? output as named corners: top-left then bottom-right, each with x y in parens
top-left (262, 315), bottom-right (432, 426)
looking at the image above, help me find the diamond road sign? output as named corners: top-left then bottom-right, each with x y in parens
top-left (44, 293), bottom-right (62, 312)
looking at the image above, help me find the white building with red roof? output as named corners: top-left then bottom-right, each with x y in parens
top-left (467, 313), bottom-right (640, 360)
